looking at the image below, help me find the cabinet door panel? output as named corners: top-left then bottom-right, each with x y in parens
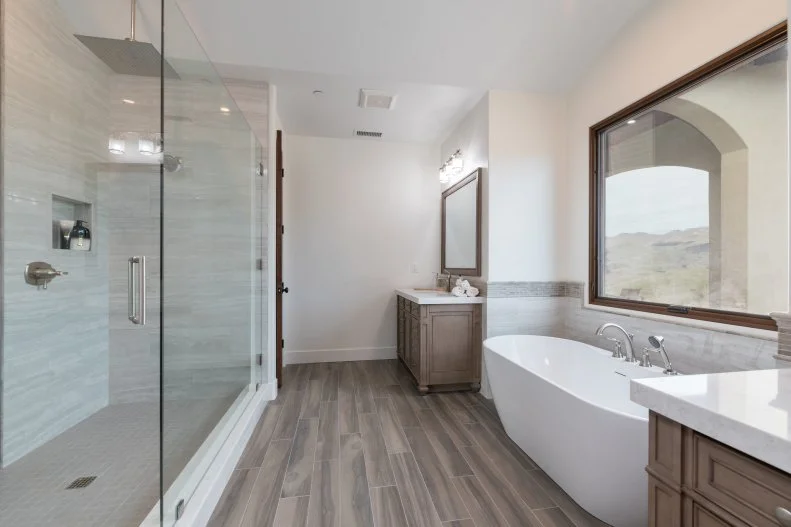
top-left (685, 498), bottom-right (738, 527)
top-left (691, 433), bottom-right (791, 527)
top-left (409, 315), bottom-right (420, 375)
top-left (428, 312), bottom-right (473, 384)
top-left (396, 304), bottom-right (404, 359)
top-left (649, 476), bottom-right (681, 527)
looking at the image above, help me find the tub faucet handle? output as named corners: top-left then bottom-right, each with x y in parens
top-left (606, 337), bottom-right (625, 359)
top-left (640, 348), bottom-right (653, 368)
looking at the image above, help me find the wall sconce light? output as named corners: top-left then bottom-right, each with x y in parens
top-left (439, 149), bottom-right (464, 183)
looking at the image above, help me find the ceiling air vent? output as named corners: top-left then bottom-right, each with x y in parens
top-left (358, 89), bottom-right (396, 110)
top-left (355, 130), bottom-right (383, 138)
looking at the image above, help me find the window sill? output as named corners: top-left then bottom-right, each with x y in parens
top-left (581, 301), bottom-right (777, 342)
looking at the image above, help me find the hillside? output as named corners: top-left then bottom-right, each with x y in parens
top-left (603, 227), bottom-right (712, 307)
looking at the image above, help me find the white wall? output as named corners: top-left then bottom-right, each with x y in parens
top-left (563, 0), bottom-right (787, 283)
top-left (282, 136), bottom-right (439, 363)
top-left (488, 90), bottom-right (567, 282)
top-left (440, 94), bottom-right (490, 278)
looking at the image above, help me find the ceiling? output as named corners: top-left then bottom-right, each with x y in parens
top-left (61, 0), bottom-right (658, 142)
top-left (215, 64), bottom-right (487, 143)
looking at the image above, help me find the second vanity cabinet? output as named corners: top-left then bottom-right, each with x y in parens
top-left (647, 412), bottom-right (791, 527)
top-left (396, 295), bottom-right (482, 394)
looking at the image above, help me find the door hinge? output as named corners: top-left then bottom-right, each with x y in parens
top-left (280, 168), bottom-right (285, 178)
top-left (256, 258), bottom-right (263, 270)
top-left (256, 353), bottom-right (263, 366)
top-left (281, 338), bottom-right (285, 348)
top-left (281, 225), bottom-right (285, 235)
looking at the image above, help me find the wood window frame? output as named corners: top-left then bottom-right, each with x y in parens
top-left (588, 21), bottom-right (787, 331)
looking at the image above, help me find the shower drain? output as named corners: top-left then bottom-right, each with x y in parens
top-left (65, 476), bottom-right (97, 490)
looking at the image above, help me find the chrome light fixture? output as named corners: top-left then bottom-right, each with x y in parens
top-left (439, 149), bottom-right (464, 183)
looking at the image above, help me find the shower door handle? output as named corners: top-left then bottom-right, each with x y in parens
top-left (128, 256), bottom-right (147, 325)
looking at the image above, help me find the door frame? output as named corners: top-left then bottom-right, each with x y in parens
top-left (275, 130), bottom-right (283, 388)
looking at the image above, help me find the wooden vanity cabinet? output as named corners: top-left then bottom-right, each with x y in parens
top-left (396, 296), bottom-right (482, 393)
top-left (647, 412), bottom-right (791, 527)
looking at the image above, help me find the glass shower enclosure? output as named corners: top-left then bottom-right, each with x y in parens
top-left (0, 0), bottom-right (268, 525)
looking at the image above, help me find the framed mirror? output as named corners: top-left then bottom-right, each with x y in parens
top-left (442, 168), bottom-right (482, 276)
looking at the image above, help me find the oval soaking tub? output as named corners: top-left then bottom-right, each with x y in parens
top-left (484, 335), bottom-right (664, 527)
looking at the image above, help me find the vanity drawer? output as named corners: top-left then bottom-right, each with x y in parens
top-left (689, 433), bottom-right (791, 526)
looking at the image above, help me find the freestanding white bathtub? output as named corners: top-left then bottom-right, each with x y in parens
top-left (484, 335), bottom-right (665, 527)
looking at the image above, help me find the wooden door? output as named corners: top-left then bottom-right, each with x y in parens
top-left (276, 130), bottom-right (284, 388)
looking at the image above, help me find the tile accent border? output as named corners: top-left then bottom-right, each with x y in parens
top-left (486, 281), bottom-right (584, 299)
top-left (771, 312), bottom-right (791, 362)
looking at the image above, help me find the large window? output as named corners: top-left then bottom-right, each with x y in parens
top-left (590, 23), bottom-right (788, 330)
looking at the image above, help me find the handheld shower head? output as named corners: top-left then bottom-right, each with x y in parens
top-left (648, 335), bottom-right (664, 349)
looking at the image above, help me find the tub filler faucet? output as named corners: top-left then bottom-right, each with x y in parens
top-left (595, 323), bottom-right (638, 363)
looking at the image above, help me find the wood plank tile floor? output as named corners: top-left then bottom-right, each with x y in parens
top-left (208, 360), bottom-right (610, 527)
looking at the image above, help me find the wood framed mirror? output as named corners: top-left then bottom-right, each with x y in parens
top-left (441, 168), bottom-right (482, 276)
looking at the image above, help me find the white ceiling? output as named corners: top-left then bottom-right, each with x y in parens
top-left (216, 64), bottom-right (487, 143)
top-left (179, 0), bottom-right (654, 92)
top-left (60, 0), bottom-right (658, 142)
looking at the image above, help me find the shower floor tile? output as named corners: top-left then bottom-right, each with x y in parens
top-left (0, 397), bottom-right (236, 526)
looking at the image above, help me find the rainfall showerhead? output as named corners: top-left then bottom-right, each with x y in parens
top-left (75, 0), bottom-right (179, 79)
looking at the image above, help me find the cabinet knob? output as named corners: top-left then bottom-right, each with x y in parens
top-left (776, 507), bottom-right (791, 527)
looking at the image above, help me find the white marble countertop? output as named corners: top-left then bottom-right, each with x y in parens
top-left (395, 288), bottom-right (485, 305)
top-left (631, 369), bottom-right (791, 474)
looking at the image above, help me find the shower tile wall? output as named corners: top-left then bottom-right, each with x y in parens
top-left (103, 75), bottom-right (162, 405)
top-left (2, 0), bottom-right (112, 465)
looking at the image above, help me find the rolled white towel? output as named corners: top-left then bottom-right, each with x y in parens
top-left (455, 277), bottom-right (465, 287)
top-left (451, 286), bottom-right (466, 297)
top-left (466, 286), bottom-right (479, 297)
top-left (458, 279), bottom-right (471, 291)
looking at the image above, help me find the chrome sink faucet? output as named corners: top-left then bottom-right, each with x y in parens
top-left (595, 323), bottom-right (638, 363)
top-left (644, 335), bottom-right (679, 375)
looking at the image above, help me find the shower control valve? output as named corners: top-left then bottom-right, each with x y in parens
top-left (25, 261), bottom-right (68, 289)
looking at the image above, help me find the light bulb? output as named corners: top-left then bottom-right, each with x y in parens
top-left (451, 153), bottom-right (464, 171)
top-left (138, 134), bottom-right (155, 156)
top-left (108, 132), bottom-right (126, 155)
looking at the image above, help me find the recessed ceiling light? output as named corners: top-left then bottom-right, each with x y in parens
top-left (312, 90), bottom-right (324, 96)
top-left (220, 107), bottom-right (230, 113)
top-left (627, 119), bottom-right (637, 125)
top-left (122, 99), bottom-right (135, 104)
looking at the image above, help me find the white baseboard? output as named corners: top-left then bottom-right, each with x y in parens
top-left (285, 346), bottom-right (396, 365)
top-left (175, 382), bottom-right (276, 527)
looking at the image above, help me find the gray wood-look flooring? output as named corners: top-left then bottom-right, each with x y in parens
top-left (208, 360), bottom-right (609, 527)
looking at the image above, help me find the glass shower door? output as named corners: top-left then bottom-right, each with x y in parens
top-left (158, 0), bottom-right (259, 523)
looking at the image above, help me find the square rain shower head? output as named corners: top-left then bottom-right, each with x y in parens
top-left (75, 35), bottom-right (180, 79)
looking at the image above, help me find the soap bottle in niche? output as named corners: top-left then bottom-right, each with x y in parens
top-left (69, 220), bottom-right (91, 251)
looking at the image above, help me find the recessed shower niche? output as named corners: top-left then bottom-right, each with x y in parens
top-left (51, 194), bottom-right (93, 251)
